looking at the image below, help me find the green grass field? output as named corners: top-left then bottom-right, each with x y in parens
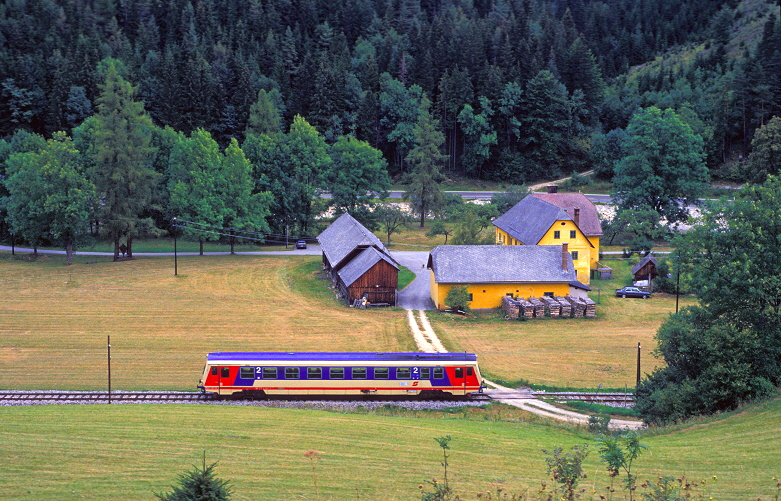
top-left (2, 250), bottom-right (779, 499)
top-left (1, 398), bottom-right (779, 500)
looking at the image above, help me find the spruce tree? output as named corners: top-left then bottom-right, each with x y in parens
top-left (91, 59), bottom-right (158, 260)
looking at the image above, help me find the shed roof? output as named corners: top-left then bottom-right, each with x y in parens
top-left (317, 213), bottom-right (391, 269)
top-left (337, 246), bottom-right (399, 287)
top-left (492, 196), bottom-right (574, 244)
top-left (531, 192), bottom-right (603, 236)
top-left (631, 254), bottom-right (659, 275)
top-left (428, 245), bottom-right (577, 284)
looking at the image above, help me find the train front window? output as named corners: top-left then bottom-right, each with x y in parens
top-left (420, 367), bottom-right (431, 379)
top-left (374, 368), bottom-right (389, 379)
top-left (433, 367), bottom-right (444, 379)
top-left (396, 368), bottom-right (411, 379)
top-left (210, 367), bottom-right (217, 376)
top-left (467, 367), bottom-right (474, 376)
top-left (307, 367), bottom-right (322, 379)
top-left (330, 367), bottom-right (345, 379)
top-left (352, 367), bottom-right (367, 379)
top-left (221, 367), bottom-right (230, 378)
top-left (285, 367), bottom-right (300, 379)
top-left (262, 367), bottom-right (278, 379)
top-left (240, 367), bottom-right (255, 379)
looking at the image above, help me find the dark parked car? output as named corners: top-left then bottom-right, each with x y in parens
top-left (615, 286), bottom-right (651, 299)
top-left (295, 240), bottom-right (307, 249)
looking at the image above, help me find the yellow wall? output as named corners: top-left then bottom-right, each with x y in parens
top-left (430, 276), bottom-right (572, 310)
top-left (495, 224), bottom-right (598, 284)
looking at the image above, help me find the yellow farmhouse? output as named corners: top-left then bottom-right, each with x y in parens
top-left (427, 245), bottom-right (590, 311)
top-left (492, 191), bottom-right (603, 284)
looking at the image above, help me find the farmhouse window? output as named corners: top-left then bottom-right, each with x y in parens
top-left (554, 230), bottom-right (560, 239)
top-left (374, 368), bottom-right (389, 379)
top-left (433, 367), bottom-right (445, 379)
top-left (240, 367), bottom-right (255, 379)
top-left (572, 251), bottom-right (579, 260)
top-left (467, 293), bottom-right (473, 301)
top-left (570, 230), bottom-right (576, 238)
top-left (396, 367), bottom-right (411, 379)
top-left (352, 367), bottom-right (367, 379)
top-left (285, 367), bottom-right (300, 379)
top-left (262, 367), bottom-right (278, 379)
top-left (544, 292), bottom-right (554, 297)
top-left (307, 367), bottom-right (322, 379)
top-left (329, 367), bottom-right (345, 379)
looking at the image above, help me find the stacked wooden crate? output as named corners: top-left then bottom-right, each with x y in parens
top-left (501, 296), bottom-right (520, 319)
top-left (555, 296), bottom-right (572, 317)
top-left (528, 297), bottom-right (545, 317)
top-left (581, 296), bottom-right (596, 317)
top-left (541, 296), bottom-right (561, 317)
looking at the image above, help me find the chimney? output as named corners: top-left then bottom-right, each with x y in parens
top-left (574, 207), bottom-right (580, 227)
top-left (562, 243), bottom-right (569, 271)
top-left (547, 185), bottom-right (558, 193)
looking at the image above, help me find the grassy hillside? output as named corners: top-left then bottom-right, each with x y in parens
top-left (0, 397), bottom-right (779, 500)
top-left (1, 252), bottom-right (688, 390)
top-left (0, 253), bottom-right (411, 390)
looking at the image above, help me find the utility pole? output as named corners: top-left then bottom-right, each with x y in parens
top-left (636, 342), bottom-right (641, 387)
top-left (107, 335), bottom-right (112, 404)
top-left (173, 217), bottom-right (178, 276)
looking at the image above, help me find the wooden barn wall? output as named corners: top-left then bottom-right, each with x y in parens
top-left (346, 261), bottom-right (398, 304)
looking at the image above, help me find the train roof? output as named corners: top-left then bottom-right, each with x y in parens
top-left (206, 352), bottom-right (477, 363)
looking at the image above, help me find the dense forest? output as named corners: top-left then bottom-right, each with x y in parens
top-left (1, 0), bottom-right (780, 254)
top-left (1, 0), bottom-right (779, 179)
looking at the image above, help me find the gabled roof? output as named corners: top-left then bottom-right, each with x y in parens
top-left (317, 213), bottom-right (391, 270)
top-left (531, 192), bottom-right (603, 237)
top-left (427, 245), bottom-right (577, 284)
top-left (337, 246), bottom-right (399, 287)
top-left (492, 196), bottom-right (573, 244)
top-left (631, 254), bottom-right (659, 275)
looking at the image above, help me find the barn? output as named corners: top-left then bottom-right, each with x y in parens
top-left (317, 213), bottom-right (399, 306)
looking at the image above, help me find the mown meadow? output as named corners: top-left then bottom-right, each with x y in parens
top-left (1, 249), bottom-right (778, 499)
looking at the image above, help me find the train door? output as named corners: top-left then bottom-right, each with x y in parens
top-left (453, 366), bottom-right (466, 394)
top-left (214, 366), bottom-right (231, 395)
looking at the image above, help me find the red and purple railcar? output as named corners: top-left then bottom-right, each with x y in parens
top-left (198, 352), bottom-right (483, 397)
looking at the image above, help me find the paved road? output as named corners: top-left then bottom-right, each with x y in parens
top-left (393, 251), bottom-right (436, 311)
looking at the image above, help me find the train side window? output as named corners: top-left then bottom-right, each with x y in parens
top-left (374, 368), bottom-right (389, 379)
top-left (420, 367), bottom-right (431, 379)
top-left (307, 367), bottom-right (322, 379)
top-left (221, 367), bottom-right (230, 378)
top-left (285, 367), bottom-right (300, 379)
top-left (352, 367), bottom-right (367, 379)
top-left (455, 368), bottom-right (464, 378)
top-left (211, 367), bottom-right (217, 376)
top-left (396, 367), bottom-right (411, 379)
top-left (330, 367), bottom-right (345, 379)
top-left (467, 367), bottom-right (474, 376)
top-left (262, 367), bottom-right (278, 379)
top-left (433, 367), bottom-right (444, 379)
top-left (240, 367), bottom-right (255, 379)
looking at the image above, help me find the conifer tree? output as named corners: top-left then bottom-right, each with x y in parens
top-left (90, 59), bottom-right (159, 260)
top-left (404, 96), bottom-right (445, 227)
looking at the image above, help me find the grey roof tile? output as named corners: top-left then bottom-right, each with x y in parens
top-left (317, 213), bottom-right (390, 269)
top-left (492, 196), bottom-right (572, 244)
top-left (428, 245), bottom-right (576, 284)
top-left (531, 192), bottom-right (603, 236)
top-left (337, 247), bottom-right (399, 287)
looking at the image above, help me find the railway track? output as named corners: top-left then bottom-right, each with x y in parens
top-left (0, 391), bottom-right (215, 404)
top-left (0, 390), bottom-right (491, 407)
top-left (0, 390), bottom-right (630, 406)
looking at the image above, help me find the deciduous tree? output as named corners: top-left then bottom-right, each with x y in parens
top-left (612, 107), bottom-right (709, 227)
